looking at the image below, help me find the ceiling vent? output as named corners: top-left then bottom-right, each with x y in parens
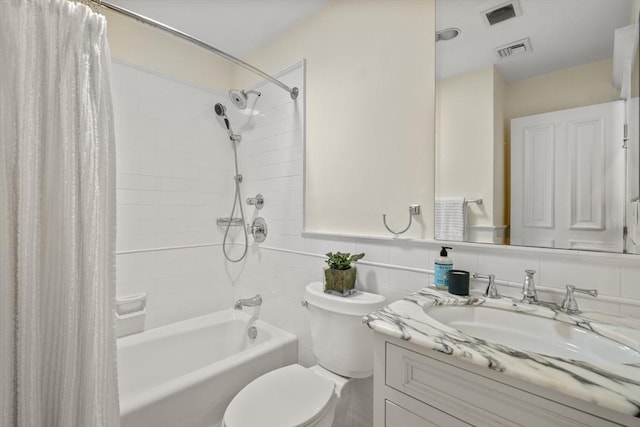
top-left (494, 38), bottom-right (533, 59)
top-left (482, 1), bottom-right (522, 26)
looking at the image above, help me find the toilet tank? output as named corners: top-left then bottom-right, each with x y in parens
top-left (304, 282), bottom-right (386, 378)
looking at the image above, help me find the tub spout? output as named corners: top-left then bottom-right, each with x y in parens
top-left (234, 295), bottom-right (262, 310)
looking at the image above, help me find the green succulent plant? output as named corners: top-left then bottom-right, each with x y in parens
top-left (325, 252), bottom-right (365, 270)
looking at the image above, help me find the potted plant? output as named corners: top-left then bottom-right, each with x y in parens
top-left (324, 252), bottom-right (365, 296)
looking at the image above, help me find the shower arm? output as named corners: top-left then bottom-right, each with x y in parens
top-left (93, 1), bottom-right (299, 100)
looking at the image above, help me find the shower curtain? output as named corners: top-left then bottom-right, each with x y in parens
top-left (0, 1), bottom-right (120, 426)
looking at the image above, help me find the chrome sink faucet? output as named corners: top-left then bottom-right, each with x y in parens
top-left (521, 269), bottom-right (537, 304)
top-left (234, 294), bottom-right (263, 310)
top-left (560, 285), bottom-right (598, 314)
top-left (473, 273), bottom-right (499, 298)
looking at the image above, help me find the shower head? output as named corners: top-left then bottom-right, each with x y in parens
top-left (214, 102), bottom-right (226, 117)
top-left (229, 89), bottom-right (261, 110)
top-left (214, 103), bottom-right (242, 142)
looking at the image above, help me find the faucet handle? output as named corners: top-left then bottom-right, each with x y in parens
top-left (473, 273), bottom-right (499, 299)
top-left (521, 269), bottom-right (537, 303)
top-left (560, 285), bottom-right (598, 313)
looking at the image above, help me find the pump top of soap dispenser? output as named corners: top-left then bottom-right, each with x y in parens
top-left (440, 246), bottom-right (452, 256)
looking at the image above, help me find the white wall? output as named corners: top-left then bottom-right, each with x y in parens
top-left (112, 60), bottom-right (235, 328)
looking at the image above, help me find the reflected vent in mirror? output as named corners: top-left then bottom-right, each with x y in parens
top-left (483, 1), bottom-right (522, 26)
top-left (494, 37), bottom-right (532, 59)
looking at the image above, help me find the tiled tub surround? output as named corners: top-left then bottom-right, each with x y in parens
top-left (364, 287), bottom-right (640, 418)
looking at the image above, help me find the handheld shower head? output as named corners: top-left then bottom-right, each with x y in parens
top-left (214, 103), bottom-right (242, 142)
top-left (229, 89), bottom-right (261, 110)
top-left (214, 103), bottom-right (226, 117)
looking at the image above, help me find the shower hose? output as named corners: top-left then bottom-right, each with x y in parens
top-left (222, 141), bottom-right (249, 262)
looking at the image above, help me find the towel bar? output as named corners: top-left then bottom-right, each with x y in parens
top-left (465, 198), bottom-right (483, 205)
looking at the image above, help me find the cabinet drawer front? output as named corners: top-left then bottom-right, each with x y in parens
top-left (385, 343), bottom-right (621, 427)
top-left (385, 400), bottom-right (469, 427)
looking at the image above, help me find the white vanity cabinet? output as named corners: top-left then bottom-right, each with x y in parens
top-left (373, 333), bottom-right (639, 427)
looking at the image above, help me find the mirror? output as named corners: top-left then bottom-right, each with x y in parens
top-left (435, 0), bottom-right (639, 253)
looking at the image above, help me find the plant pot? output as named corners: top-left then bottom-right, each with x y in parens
top-left (324, 267), bottom-right (357, 296)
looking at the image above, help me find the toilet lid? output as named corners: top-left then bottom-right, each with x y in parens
top-left (224, 364), bottom-right (335, 427)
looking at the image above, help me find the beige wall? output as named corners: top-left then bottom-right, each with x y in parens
top-left (236, 0), bottom-right (435, 239)
top-left (103, 8), bottom-right (233, 92)
top-left (436, 67), bottom-right (495, 227)
top-left (493, 68), bottom-right (507, 226)
top-left (506, 58), bottom-right (619, 120)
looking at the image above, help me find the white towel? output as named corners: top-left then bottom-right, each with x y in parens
top-left (435, 197), bottom-right (466, 241)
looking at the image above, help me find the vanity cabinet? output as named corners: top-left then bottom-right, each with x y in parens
top-left (384, 400), bottom-right (465, 427)
top-left (373, 334), bottom-right (638, 427)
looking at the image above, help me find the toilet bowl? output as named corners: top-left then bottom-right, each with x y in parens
top-left (222, 282), bottom-right (385, 427)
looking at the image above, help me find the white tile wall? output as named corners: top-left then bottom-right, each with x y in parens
top-left (113, 59), bottom-right (640, 427)
top-left (112, 60), bottom-right (237, 328)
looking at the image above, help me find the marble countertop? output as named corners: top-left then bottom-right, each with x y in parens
top-left (364, 287), bottom-right (640, 417)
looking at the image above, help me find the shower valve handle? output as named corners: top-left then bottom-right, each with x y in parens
top-left (247, 217), bottom-right (267, 243)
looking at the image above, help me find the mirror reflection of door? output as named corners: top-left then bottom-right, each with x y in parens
top-left (434, 0), bottom-right (639, 253)
top-left (510, 101), bottom-right (625, 251)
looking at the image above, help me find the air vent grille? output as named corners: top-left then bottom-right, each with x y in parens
top-left (487, 5), bottom-right (516, 25)
top-left (494, 38), bottom-right (532, 59)
top-left (482, 0), bottom-right (522, 26)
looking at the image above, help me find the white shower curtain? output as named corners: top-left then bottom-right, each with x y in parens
top-left (0, 1), bottom-right (120, 426)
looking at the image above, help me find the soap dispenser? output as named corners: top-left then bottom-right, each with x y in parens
top-left (434, 246), bottom-right (453, 289)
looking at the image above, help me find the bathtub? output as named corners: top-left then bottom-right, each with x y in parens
top-left (118, 309), bottom-right (298, 427)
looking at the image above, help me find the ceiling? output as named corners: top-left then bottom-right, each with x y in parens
top-left (108, 0), bottom-right (633, 83)
top-left (436, 0), bottom-right (634, 82)
top-left (108, 0), bottom-right (330, 58)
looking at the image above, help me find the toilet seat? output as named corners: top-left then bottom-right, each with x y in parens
top-left (223, 364), bottom-right (335, 427)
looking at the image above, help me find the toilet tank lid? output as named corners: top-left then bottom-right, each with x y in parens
top-left (304, 282), bottom-right (386, 316)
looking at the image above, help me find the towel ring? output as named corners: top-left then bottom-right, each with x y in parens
top-left (382, 205), bottom-right (421, 235)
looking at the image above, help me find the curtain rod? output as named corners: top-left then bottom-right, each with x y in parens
top-left (94, 0), bottom-right (299, 100)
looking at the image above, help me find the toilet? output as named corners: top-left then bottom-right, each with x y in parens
top-left (222, 282), bottom-right (386, 427)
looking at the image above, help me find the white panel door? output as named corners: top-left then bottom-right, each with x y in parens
top-left (511, 101), bottom-right (625, 251)
top-left (626, 97), bottom-right (639, 254)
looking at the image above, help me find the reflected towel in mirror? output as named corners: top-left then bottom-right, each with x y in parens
top-left (435, 197), bottom-right (466, 241)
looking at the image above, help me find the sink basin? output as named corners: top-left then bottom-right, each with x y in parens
top-left (426, 306), bottom-right (640, 365)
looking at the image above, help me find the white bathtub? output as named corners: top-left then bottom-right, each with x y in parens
top-left (118, 309), bottom-right (298, 427)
